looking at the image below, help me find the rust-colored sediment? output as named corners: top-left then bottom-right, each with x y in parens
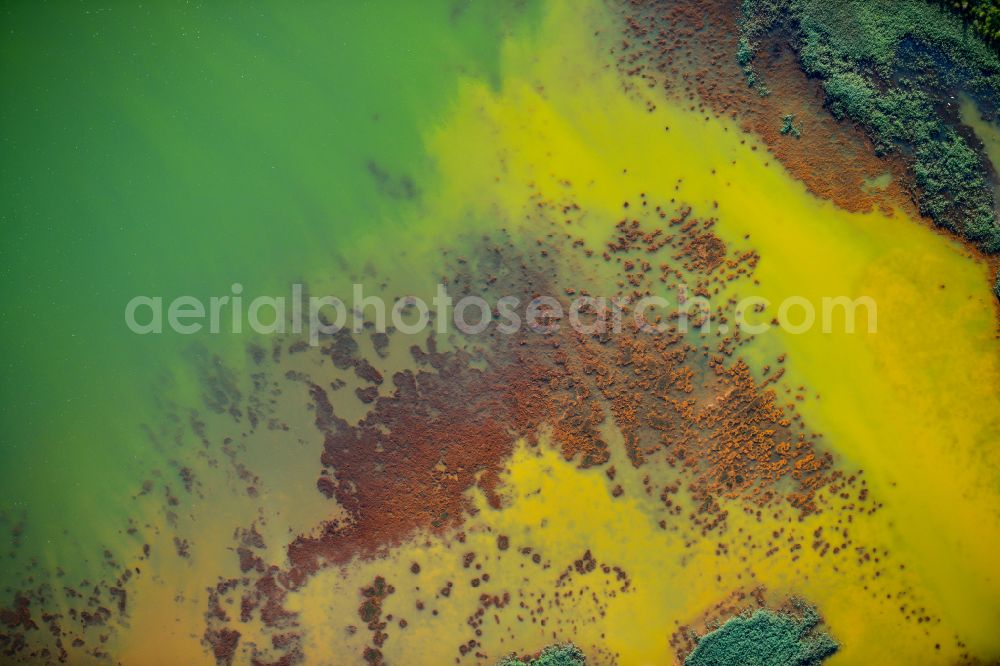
top-left (194, 191), bottom-right (876, 663)
top-left (284, 213), bottom-right (838, 584)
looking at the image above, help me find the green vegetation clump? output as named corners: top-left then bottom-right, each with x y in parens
top-left (685, 600), bottom-right (838, 666)
top-left (495, 643), bottom-right (586, 666)
top-left (940, 0), bottom-right (1000, 46)
top-left (914, 129), bottom-right (996, 236)
top-left (739, 0), bottom-right (1000, 254)
top-left (780, 113), bottom-right (802, 137)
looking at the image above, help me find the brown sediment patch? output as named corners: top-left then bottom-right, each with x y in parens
top-left (204, 627), bottom-right (241, 666)
top-left (358, 576), bottom-right (394, 665)
top-left (276, 203), bottom-right (844, 592)
top-left (0, 595), bottom-right (37, 634)
top-left (619, 0), bottom-right (917, 218)
top-left (685, 232), bottom-right (727, 273)
top-left (287, 343), bottom-right (557, 577)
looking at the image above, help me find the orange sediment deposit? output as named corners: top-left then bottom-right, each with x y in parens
top-left (173, 194), bottom-right (882, 664)
top-left (284, 202), bottom-right (843, 582)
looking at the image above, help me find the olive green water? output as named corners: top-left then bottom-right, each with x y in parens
top-left (0, 0), bottom-right (538, 575)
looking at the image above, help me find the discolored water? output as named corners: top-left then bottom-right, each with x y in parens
top-left (1, 1), bottom-right (999, 664)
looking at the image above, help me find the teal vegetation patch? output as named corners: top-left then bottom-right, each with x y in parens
top-left (739, 0), bottom-right (1000, 255)
top-left (685, 599), bottom-right (838, 666)
top-left (780, 113), bottom-right (802, 138)
top-left (496, 643), bottom-right (587, 666)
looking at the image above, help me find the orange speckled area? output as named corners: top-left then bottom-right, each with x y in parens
top-left (191, 201), bottom-right (881, 664)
